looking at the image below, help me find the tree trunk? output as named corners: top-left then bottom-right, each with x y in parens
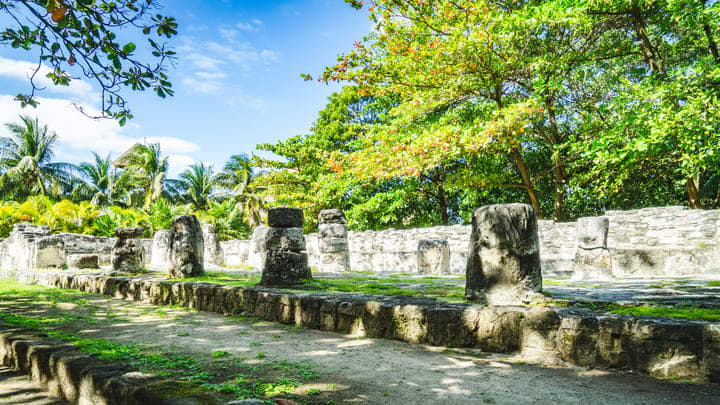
top-left (630, 5), bottom-right (663, 73)
top-left (686, 178), bottom-right (702, 209)
top-left (511, 149), bottom-right (543, 218)
top-left (437, 183), bottom-right (449, 225)
top-left (704, 23), bottom-right (720, 63)
top-left (545, 97), bottom-right (568, 222)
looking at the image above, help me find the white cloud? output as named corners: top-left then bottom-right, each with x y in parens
top-left (236, 19), bottom-right (262, 31)
top-left (0, 57), bottom-right (99, 104)
top-left (0, 95), bottom-right (199, 174)
top-left (219, 28), bottom-right (238, 42)
top-left (167, 154), bottom-right (197, 176)
top-left (181, 77), bottom-right (222, 95)
top-left (195, 71), bottom-right (228, 80)
top-left (188, 53), bottom-right (226, 71)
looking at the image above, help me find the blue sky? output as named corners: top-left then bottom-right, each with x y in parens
top-left (0, 0), bottom-right (370, 176)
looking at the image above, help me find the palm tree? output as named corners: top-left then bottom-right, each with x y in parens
top-left (179, 163), bottom-right (216, 210)
top-left (0, 115), bottom-right (75, 200)
top-left (216, 154), bottom-right (253, 195)
top-left (122, 143), bottom-right (176, 209)
top-left (72, 152), bottom-right (125, 205)
top-left (216, 154), bottom-right (266, 227)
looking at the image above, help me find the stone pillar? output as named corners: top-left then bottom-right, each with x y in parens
top-left (259, 208), bottom-right (311, 286)
top-left (465, 203), bottom-right (543, 305)
top-left (150, 230), bottom-right (170, 269)
top-left (167, 215), bottom-right (204, 278)
top-left (417, 239), bottom-right (450, 275)
top-left (202, 224), bottom-right (224, 267)
top-left (111, 227), bottom-right (145, 273)
top-left (572, 216), bottom-right (612, 280)
top-left (317, 209), bottom-right (350, 273)
top-left (248, 226), bottom-right (269, 269)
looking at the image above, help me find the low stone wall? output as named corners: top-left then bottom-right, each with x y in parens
top-left (4, 270), bottom-right (718, 383)
top-left (0, 324), bottom-right (218, 404)
top-left (295, 207), bottom-right (720, 278)
top-left (290, 221), bottom-right (577, 276)
top-left (0, 225), bottom-right (153, 271)
top-left (219, 240), bottom-right (250, 267)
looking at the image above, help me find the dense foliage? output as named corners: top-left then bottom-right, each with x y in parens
top-left (295, 0), bottom-right (720, 223)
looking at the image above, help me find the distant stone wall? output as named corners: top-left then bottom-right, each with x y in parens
top-left (305, 222), bottom-right (577, 275)
top-left (223, 206), bottom-right (720, 278)
top-left (220, 239), bottom-right (250, 267)
top-left (604, 207), bottom-right (720, 277)
top-left (0, 225), bottom-right (153, 270)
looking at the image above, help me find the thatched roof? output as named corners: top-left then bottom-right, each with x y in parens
top-left (112, 143), bottom-right (144, 168)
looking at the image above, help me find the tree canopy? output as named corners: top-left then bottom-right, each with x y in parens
top-left (307, 0), bottom-right (720, 221)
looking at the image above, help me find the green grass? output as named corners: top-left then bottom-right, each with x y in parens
top-left (0, 278), bottom-right (327, 402)
top-left (169, 271), bottom-right (466, 301)
top-left (168, 271), bottom-right (260, 286)
top-left (606, 304), bottom-right (720, 321)
top-left (707, 281), bottom-right (720, 287)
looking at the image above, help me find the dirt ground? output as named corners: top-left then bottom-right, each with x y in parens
top-left (0, 368), bottom-right (68, 405)
top-left (1, 287), bottom-right (719, 405)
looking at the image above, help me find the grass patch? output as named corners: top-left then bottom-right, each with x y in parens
top-left (606, 304), bottom-right (720, 321)
top-left (168, 271), bottom-right (466, 301)
top-left (168, 271), bottom-right (260, 286)
top-left (0, 278), bottom-right (330, 403)
top-left (707, 281), bottom-right (720, 287)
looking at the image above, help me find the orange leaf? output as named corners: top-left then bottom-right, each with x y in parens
top-left (51, 7), bottom-right (67, 22)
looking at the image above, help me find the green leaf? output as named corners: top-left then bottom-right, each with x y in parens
top-left (122, 42), bottom-right (136, 54)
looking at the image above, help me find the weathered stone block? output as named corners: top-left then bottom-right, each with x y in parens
top-left (267, 208), bottom-right (304, 228)
top-left (318, 237), bottom-right (348, 253)
top-left (111, 227), bottom-right (144, 273)
top-left (417, 239), bottom-right (450, 275)
top-left (259, 250), bottom-right (311, 286)
top-left (202, 224), bottom-right (224, 266)
top-left (167, 215), bottom-right (204, 278)
top-left (66, 253), bottom-right (99, 269)
top-left (576, 216), bottom-right (609, 250)
top-left (318, 223), bottom-right (347, 239)
top-left (572, 248), bottom-right (613, 281)
top-left (318, 209), bottom-right (346, 224)
top-left (260, 227), bottom-right (306, 252)
top-left (465, 203), bottom-right (543, 305)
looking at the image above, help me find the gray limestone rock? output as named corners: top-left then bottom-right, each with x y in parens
top-left (167, 215), bottom-right (205, 278)
top-left (319, 223), bottom-right (347, 240)
top-left (465, 203), bottom-right (543, 305)
top-left (317, 209), bottom-right (350, 272)
top-left (318, 209), bottom-right (346, 224)
top-left (259, 250), bottom-right (311, 286)
top-left (111, 227), bottom-right (145, 273)
top-left (150, 230), bottom-right (170, 268)
top-left (257, 227), bottom-right (306, 252)
top-left (66, 253), bottom-right (99, 269)
top-left (115, 227), bottom-right (144, 239)
top-left (202, 224), bottom-right (224, 266)
top-left (417, 239), bottom-right (450, 275)
top-left (572, 247), bottom-right (613, 280)
top-left (576, 216), bottom-right (609, 250)
top-left (267, 208), bottom-right (304, 228)
top-left (319, 237), bottom-right (348, 253)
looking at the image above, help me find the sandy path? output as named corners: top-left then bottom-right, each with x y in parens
top-left (0, 368), bottom-right (68, 405)
top-left (1, 292), bottom-right (719, 404)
